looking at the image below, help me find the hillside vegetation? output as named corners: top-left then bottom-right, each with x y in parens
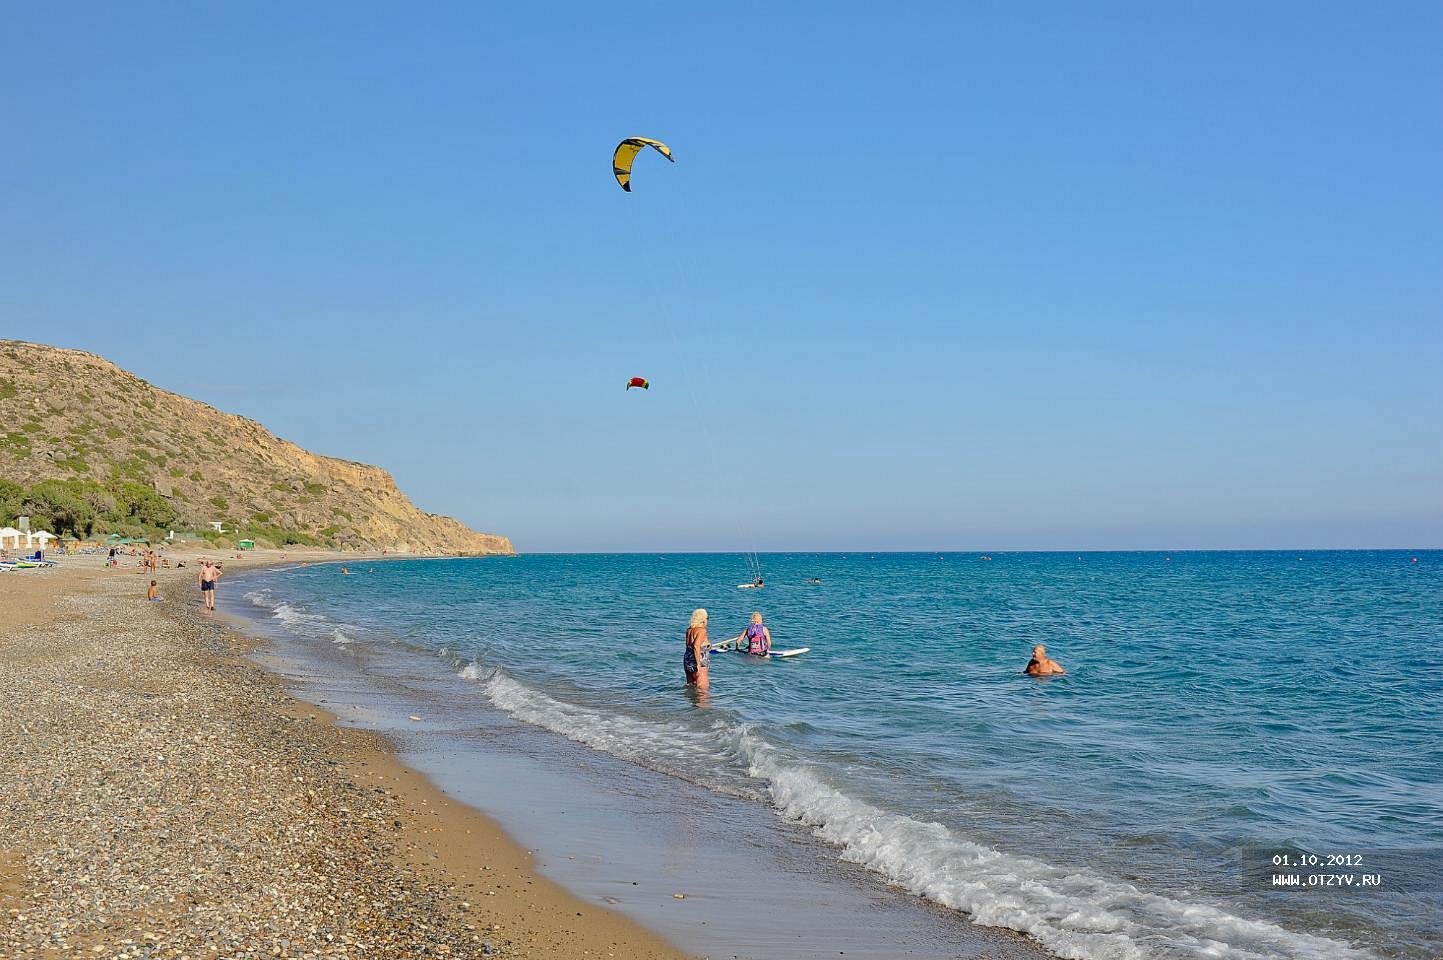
top-left (0, 340), bottom-right (512, 554)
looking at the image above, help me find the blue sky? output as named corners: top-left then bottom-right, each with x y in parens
top-left (3, 2), bottom-right (1439, 551)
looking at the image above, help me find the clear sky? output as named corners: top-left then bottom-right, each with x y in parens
top-left (3, 2), bottom-right (1440, 551)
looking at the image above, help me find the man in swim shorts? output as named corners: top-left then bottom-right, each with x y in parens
top-left (198, 559), bottom-right (221, 610)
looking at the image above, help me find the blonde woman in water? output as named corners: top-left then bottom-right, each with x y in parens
top-left (726, 611), bottom-right (772, 656)
top-left (684, 608), bottom-right (710, 689)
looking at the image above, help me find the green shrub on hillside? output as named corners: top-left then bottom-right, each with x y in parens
top-left (19, 481), bottom-right (98, 538)
top-left (1, 478), bottom-right (177, 539)
top-left (112, 456), bottom-right (149, 481)
top-left (0, 432), bottom-right (32, 456)
top-left (237, 521), bottom-right (322, 547)
top-left (0, 479), bottom-right (24, 515)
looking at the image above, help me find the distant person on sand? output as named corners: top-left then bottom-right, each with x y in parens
top-left (1023, 644), bottom-right (1065, 676)
top-left (146, 580), bottom-right (159, 601)
top-left (684, 609), bottom-right (710, 690)
top-left (198, 560), bottom-right (222, 611)
top-left (727, 612), bottom-right (772, 656)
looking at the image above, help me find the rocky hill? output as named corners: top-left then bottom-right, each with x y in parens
top-left (0, 340), bottom-right (513, 555)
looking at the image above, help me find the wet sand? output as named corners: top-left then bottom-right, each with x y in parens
top-left (0, 552), bottom-right (688, 959)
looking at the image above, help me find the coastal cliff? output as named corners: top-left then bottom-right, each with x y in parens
top-left (0, 340), bottom-right (513, 555)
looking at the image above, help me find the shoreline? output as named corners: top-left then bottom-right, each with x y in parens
top-left (227, 560), bottom-right (1054, 960)
top-left (0, 551), bottom-right (689, 959)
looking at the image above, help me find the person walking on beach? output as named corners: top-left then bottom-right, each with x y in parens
top-left (726, 612), bottom-right (772, 656)
top-left (1023, 644), bottom-right (1065, 676)
top-left (198, 559), bottom-right (221, 611)
top-left (684, 608), bottom-right (710, 690)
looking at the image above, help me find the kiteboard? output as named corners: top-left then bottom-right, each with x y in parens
top-left (737, 582), bottom-right (763, 589)
top-left (708, 640), bottom-right (809, 659)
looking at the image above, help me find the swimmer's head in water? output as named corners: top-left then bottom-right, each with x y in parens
top-left (689, 608), bottom-right (708, 629)
top-left (1032, 644), bottom-right (1046, 656)
top-left (750, 611), bottom-right (764, 624)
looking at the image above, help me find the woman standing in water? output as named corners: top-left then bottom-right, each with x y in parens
top-left (684, 608), bottom-right (710, 689)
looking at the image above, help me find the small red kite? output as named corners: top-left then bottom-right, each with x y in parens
top-left (626, 377), bottom-right (650, 390)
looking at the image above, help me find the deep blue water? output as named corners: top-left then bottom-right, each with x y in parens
top-left (239, 551), bottom-right (1442, 960)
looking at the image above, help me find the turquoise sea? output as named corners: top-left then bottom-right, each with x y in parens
top-left (237, 551), bottom-right (1442, 959)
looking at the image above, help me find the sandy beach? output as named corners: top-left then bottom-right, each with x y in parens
top-left (0, 552), bottom-right (688, 959)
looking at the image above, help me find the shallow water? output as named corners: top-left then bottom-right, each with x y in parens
top-left (235, 551), bottom-right (1443, 959)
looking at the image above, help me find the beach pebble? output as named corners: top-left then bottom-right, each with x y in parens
top-left (0, 576), bottom-right (512, 959)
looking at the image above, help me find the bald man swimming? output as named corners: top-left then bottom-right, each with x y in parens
top-left (1023, 644), bottom-right (1065, 677)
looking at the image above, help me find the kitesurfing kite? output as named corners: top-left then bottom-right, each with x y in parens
top-left (626, 377), bottom-right (650, 391)
top-left (612, 137), bottom-right (673, 192)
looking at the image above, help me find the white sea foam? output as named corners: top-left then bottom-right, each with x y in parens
top-left (477, 669), bottom-right (758, 796)
top-left (463, 664), bottom-right (1374, 960)
top-left (746, 745), bottom-right (1372, 960)
top-left (245, 588), bottom-right (346, 641)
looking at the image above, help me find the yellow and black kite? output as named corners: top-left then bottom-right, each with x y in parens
top-left (612, 137), bottom-right (674, 192)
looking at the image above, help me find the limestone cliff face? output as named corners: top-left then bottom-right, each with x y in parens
top-left (0, 339), bottom-right (513, 555)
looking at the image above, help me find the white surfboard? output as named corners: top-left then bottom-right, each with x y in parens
top-left (737, 582), bottom-right (763, 589)
top-left (709, 641), bottom-right (809, 659)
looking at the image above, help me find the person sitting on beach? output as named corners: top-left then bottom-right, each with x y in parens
top-left (146, 580), bottom-right (160, 601)
top-left (727, 612), bottom-right (772, 656)
top-left (1023, 644), bottom-right (1065, 676)
top-left (684, 608), bottom-right (710, 690)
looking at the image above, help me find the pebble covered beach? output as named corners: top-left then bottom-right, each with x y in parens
top-left (0, 555), bottom-right (688, 960)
